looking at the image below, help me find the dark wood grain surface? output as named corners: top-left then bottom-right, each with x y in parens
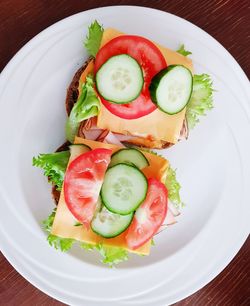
top-left (0, 0), bottom-right (249, 305)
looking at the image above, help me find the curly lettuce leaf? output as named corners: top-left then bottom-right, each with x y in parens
top-left (81, 242), bottom-right (128, 266)
top-left (66, 75), bottom-right (100, 143)
top-left (186, 74), bottom-right (214, 129)
top-left (84, 20), bottom-right (104, 57)
top-left (80, 242), bottom-right (96, 251)
top-left (165, 166), bottom-right (184, 208)
top-left (43, 210), bottom-right (129, 266)
top-left (136, 149), bottom-right (184, 209)
top-left (96, 244), bottom-right (128, 267)
top-left (47, 234), bottom-right (75, 252)
top-left (33, 151), bottom-right (70, 190)
top-left (42, 210), bottom-right (75, 252)
top-left (177, 44), bottom-right (192, 56)
top-left (42, 209), bottom-right (56, 232)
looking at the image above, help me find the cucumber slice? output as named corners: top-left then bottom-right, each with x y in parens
top-left (149, 65), bottom-right (193, 115)
top-left (109, 148), bottom-right (149, 169)
top-left (96, 54), bottom-right (144, 104)
top-left (101, 163), bottom-right (148, 215)
top-left (91, 206), bottom-right (133, 238)
top-left (69, 144), bottom-right (91, 159)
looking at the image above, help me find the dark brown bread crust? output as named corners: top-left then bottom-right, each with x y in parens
top-left (55, 141), bottom-right (70, 152)
top-left (65, 59), bottom-right (92, 116)
top-left (51, 185), bottom-right (61, 205)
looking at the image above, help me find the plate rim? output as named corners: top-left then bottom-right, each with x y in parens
top-left (0, 5), bottom-right (249, 305)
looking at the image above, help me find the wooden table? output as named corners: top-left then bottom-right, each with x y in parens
top-left (0, 0), bottom-right (249, 305)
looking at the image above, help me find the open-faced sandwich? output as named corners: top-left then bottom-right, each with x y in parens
top-left (65, 21), bottom-right (214, 149)
top-left (33, 21), bottom-right (214, 266)
top-left (34, 137), bottom-right (181, 265)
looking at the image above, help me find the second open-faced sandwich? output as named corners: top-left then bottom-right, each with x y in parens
top-left (34, 137), bottom-right (181, 265)
top-left (65, 21), bottom-right (214, 149)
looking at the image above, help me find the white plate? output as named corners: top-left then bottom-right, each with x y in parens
top-left (0, 6), bottom-right (249, 306)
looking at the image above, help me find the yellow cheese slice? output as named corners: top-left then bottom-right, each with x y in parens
top-left (96, 28), bottom-right (193, 144)
top-left (51, 137), bottom-right (169, 255)
top-left (98, 106), bottom-right (186, 144)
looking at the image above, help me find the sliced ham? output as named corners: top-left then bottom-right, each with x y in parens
top-left (96, 129), bottom-right (109, 142)
top-left (78, 119), bottom-right (131, 146)
top-left (83, 129), bottom-right (104, 141)
top-left (113, 133), bottom-right (137, 142)
top-left (156, 210), bottom-right (177, 234)
top-left (86, 117), bottom-right (97, 130)
top-left (103, 132), bottom-right (126, 147)
top-left (179, 117), bottom-right (189, 140)
top-left (78, 118), bottom-right (106, 141)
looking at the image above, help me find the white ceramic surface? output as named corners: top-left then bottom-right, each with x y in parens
top-left (0, 6), bottom-right (249, 306)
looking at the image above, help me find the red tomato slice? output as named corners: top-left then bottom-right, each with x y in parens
top-left (125, 178), bottom-right (168, 250)
top-left (95, 35), bottom-right (167, 119)
top-left (64, 149), bottom-right (112, 228)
